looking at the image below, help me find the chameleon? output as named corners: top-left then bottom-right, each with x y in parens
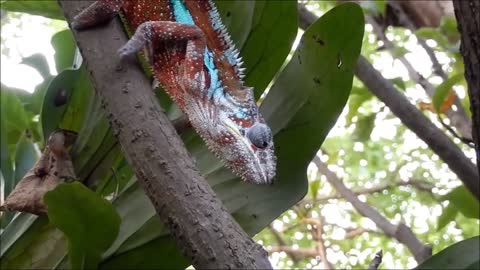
top-left (72, 0), bottom-right (276, 184)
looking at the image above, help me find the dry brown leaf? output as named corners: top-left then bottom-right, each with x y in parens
top-left (0, 129), bottom-right (77, 215)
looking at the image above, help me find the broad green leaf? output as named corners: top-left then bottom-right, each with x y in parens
top-left (41, 66), bottom-right (93, 139)
top-left (443, 186), bottom-right (480, 219)
top-left (13, 133), bottom-right (38, 184)
top-left (2, 3), bottom-right (364, 268)
top-left (216, 0), bottom-right (255, 50)
top-left (0, 213), bottom-right (37, 257)
top-left (433, 73), bottom-right (464, 112)
top-left (100, 235), bottom-right (188, 270)
top-left (239, 1), bottom-right (298, 97)
top-left (416, 236), bottom-right (480, 269)
top-left (1, 86), bottom-right (31, 143)
top-left (51, 29), bottom-right (77, 72)
top-left (40, 69), bottom-right (77, 138)
top-left (0, 216), bottom-right (66, 270)
top-left (230, 2), bottom-right (364, 234)
top-left (0, 116), bottom-right (14, 197)
top-left (1, 0), bottom-right (64, 20)
top-left (44, 182), bottom-right (121, 269)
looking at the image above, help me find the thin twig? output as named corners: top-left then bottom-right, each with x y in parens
top-left (368, 250), bottom-right (383, 270)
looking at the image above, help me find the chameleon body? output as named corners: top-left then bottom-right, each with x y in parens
top-left (73, 0), bottom-right (276, 184)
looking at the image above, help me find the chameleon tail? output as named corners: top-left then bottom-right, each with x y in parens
top-left (71, 0), bottom-right (124, 30)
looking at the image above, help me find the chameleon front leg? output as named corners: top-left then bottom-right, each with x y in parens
top-left (71, 0), bottom-right (124, 30)
top-left (72, 1), bottom-right (208, 94)
top-left (117, 21), bottom-right (207, 93)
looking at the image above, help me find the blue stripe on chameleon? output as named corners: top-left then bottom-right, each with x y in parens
top-left (170, 0), bottom-right (222, 99)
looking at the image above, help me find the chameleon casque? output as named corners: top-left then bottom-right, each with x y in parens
top-left (72, 0), bottom-right (276, 184)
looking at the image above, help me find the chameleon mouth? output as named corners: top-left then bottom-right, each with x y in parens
top-left (224, 120), bottom-right (275, 184)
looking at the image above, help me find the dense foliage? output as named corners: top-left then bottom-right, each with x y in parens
top-left (0, 1), bottom-right (478, 269)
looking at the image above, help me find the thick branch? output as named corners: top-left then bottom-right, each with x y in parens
top-left (313, 156), bottom-right (431, 264)
top-left (453, 0), bottom-right (480, 183)
top-left (298, 3), bottom-right (479, 201)
top-left (366, 15), bottom-right (472, 140)
top-left (300, 178), bottom-right (433, 205)
top-left (58, 1), bottom-right (272, 269)
top-left (355, 56), bottom-right (479, 199)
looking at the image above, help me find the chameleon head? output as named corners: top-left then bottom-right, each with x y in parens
top-left (186, 86), bottom-right (276, 185)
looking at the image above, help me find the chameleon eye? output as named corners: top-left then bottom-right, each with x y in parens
top-left (246, 123), bottom-right (272, 149)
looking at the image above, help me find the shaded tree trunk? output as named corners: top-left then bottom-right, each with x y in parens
top-left (453, 0), bottom-right (480, 193)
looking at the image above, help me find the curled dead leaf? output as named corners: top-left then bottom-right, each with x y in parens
top-left (0, 129), bottom-right (78, 215)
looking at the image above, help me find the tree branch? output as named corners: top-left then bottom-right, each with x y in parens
top-left (453, 0), bottom-right (480, 185)
top-left (355, 56), bottom-right (479, 199)
top-left (312, 156), bottom-right (432, 264)
top-left (298, 3), bottom-right (479, 200)
top-left (57, 1), bottom-right (272, 269)
top-left (300, 178), bottom-right (434, 205)
top-left (366, 14), bottom-right (472, 141)
top-left (312, 216), bottom-right (332, 269)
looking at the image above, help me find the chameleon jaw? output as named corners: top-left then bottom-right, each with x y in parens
top-left (222, 119), bottom-right (276, 185)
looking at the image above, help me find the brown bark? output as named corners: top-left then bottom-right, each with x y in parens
top-left (453, 0), bottom-right (480, 190)
top-left (57, 1), bottom-right (272, 269)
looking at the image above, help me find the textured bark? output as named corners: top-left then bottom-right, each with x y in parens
top-left (298, 3), bottom-right (480, 200)
top-left (58, 1), bottom-right (272, 269)
top-left (453, 0), bottom-right (480, 190)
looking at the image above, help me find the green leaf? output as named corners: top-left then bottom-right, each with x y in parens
top-left (440, 16), bottom-right (460, 40)
top-left (353, 114), bottom-right (376, 142)
top-left (0, 213), bottom-right (37, 257)
top-left (0, 116), bottom-right (14, 196)
top-left (232, 2), bottom-right (364, 234)
top-left (390, 46), bottom-right (409, 59)
top-left (2, 3), bottom-right (364, 268)
top-left (100, 235), bottom-right (188, 270)
top-left (346, 87), bottom-right (372, 125)
top-left (216, 0), bottom-right (255, 50)
top-left (0, 216), bottom-right (67, 269)
top-left (239, 1), bottom-right (298, 98)
top-left (44, 182), bottom-right (121, 269)
top-left (433, 73), bottom-right (464, 112)
top-left (1, 86), bottom-right (31, 142)
top-left (1, 0), bottom-right (64, 20)
top-left (437, 204), bottom-right (457, 231)
top-left (309, 180), bottom-right (321, 199)
top-left (416, 236), bottom-right (480, 269)
top-left (13, 133), bottom-right (38, 184)
top-left (443, 186), bottom-right (480, 219)
top-left (390, 77), bottom-right (407, 91)
top-left (41, 66), bottom-right (93, 139)
top-left (51, 29), bottom-right (77, 72)
top-left (415, 27), bottom-right (450, 49)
